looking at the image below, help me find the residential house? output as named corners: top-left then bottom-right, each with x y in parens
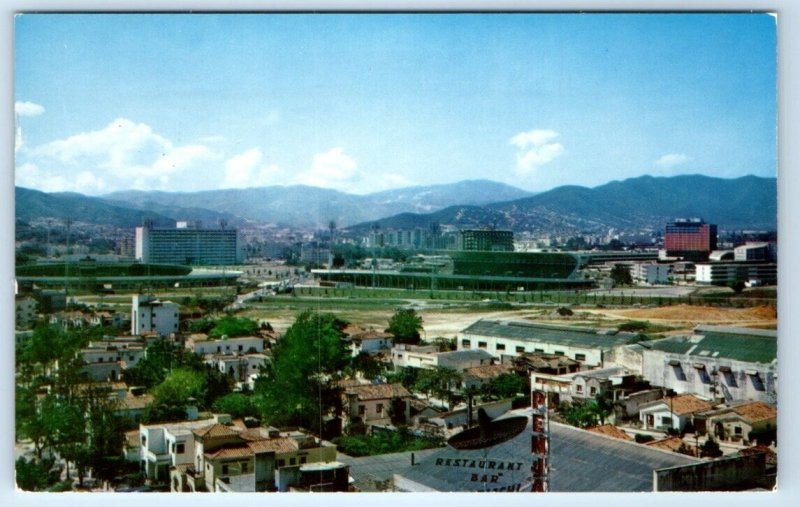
top-left (391, 344), bottom-right (440, 369)
top-left (131, 295), bottom-right (180, 337)
top-left (638, 394), bottom-right (714, 433)
top-left (531, 365), bottom-right (637, 406)
top-left (169, 419), bottom-right (337, 492)
top-left (342, 383), bottom-right (412, 430)
top-left (79, 341), bottom-right (145, 381)
top-left (641, 326), bottom-right (777, 404)
top-left (695, 401), bottom-right (777, 444)
top-left (461, 363), bottom-right (516, 391)
top-left (347, 327), bottom-right (394, 358)
top-left (458, 319), bottom-right (643, 367)
top-left (186, 335), bottom-right (265, 356)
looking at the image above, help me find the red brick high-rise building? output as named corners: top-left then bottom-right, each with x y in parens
top-left (664, 218), bottom-right (717, 261)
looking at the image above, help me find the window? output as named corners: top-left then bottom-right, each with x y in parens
top-left (661, 416), bottom-right (672, 426)
top-left (358, 405), bottom-right (366, 416)
top-left (290, 458), bottom-right (296, 466)
top-left (300, 456), bottom-right (307, 464)
top-left (242, 462), bottom-right (249, 473)
top-left (277, 459), bottom-right (286, 467)
top-left (554, 350), bottom-right (564, 356)
top-left (177, 443), bottom-right (185, 454)
top-left (590, 387), bottom-right (597, 396)
top-left (734, 426), bottom-right (742, 436)
top-left (171, 443), bottom-right (176, 453)
top-left (516, 346), bottom-right (525, 353)
top-left (377, 404), bottom-right (384, 415)
top-left (575, 353), bottom-right (586, 361)
top-left (534, 348), bottom-right (544, 353)
top-left (461, 339), bottom-right (471, 349)
top-left (129, 355), bottom-right (135, 361)
top-left (141, 435), bottom-right (146, 445)
top-left (478, 341), bottom-right (487, 349)
top-left (238, 345), bottom-right (243, 351)
top-left (576, 385), bottom-right (583, 393)
top-left (222, 464), bottom-right (229, 475)
top-left (496, 343), bottom-right (506, 351)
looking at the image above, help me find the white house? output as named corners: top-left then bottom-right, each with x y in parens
top-left (638, 394), bottom-right (714, 433)
top-left (186, 335), bottom-right (264, 356)
top-left (131, 295), bottom-right (180, 337)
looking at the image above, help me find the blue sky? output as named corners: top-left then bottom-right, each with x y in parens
top-left (14, 13), bottom-right (777, 195)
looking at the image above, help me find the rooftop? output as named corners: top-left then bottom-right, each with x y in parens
top-left (192, 423), bottom-right (241, 439)
top-left (645, 436), bottom-right (686, 452)
top-left (586, 424), bottom-right (633, 441)
top-left (205, 445), bottom-right (254, 460)
top-left (463, 363), bottom-right (514, 381)
top-left (461, 319), bottom-right (642, 349)
top-left (642, 394), bottom-right (714, 416)
top-left (643, 327), bottom-right (777, 364)
top-left (700, 401), bottom-right (777, 424)
top-left (246, 438), bottom-right (299, 455)
top-left (391, 411), bottom-right (698, 492)
top-left (437, 348), bottom-right (495, 362)
top-left (344, 383), bottom-right (411, 401)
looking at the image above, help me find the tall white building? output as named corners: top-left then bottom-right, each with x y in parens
top-left (135, 222), bottom-right (242, 266)
top-left (131, 295), bottom-right (180, 336)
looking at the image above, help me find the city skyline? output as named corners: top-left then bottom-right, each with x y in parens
top-left (14, 13), bottom-right (777, 196)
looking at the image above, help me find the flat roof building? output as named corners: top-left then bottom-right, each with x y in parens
top-left (136, 222), bottom-right (242, 266)
top-left (664, 218), bottom-right (717, 261)
top-left (458, 319), bottom-right (643, 367)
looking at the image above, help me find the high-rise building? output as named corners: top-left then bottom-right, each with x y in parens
top-left (458, 229), bottom-right (514, 252)
top-left (664, 219), bottom-right (717, 261)
top-left (135, 222), bottom-right (242, 266)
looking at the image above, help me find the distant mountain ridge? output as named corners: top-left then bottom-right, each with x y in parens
top-left (15, 175), bottom-right (776, 234)
top-left (349, 174), bottom-right (777, 234)
top-left (102, 179), bottom-right (533, 228)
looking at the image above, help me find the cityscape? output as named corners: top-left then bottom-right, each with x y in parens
top-left (11, 12), bottom-right (781, 497)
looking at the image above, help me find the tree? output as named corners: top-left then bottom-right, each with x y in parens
top-left (415, 366), bottom-right (462, 409)
top-left (349, 352), bottom-right (384, 381)
top-left (480, 373), bottom-right (525, 400)
top-left (431, 337), bottom-right (456, 352)
top-left (700, 436), bottom-right (723, 458)
top-left (208, 316), bottom-right (259, 338)
top-left (386, 309), bottom-right (423, 345)
top-left (213, 393), bottom-right (258, 419)
top-left (152, 368), bottom-right (206, 409)
top-left (610, 264), bottom-right (633, 286)
top-left (253, 311), bottom-right (349, 432)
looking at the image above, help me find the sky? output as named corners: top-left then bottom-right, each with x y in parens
top-left (13, 13), bottom-right (777, 196)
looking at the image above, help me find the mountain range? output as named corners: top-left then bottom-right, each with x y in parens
top-left (15, 175), bottom-right (776, 234)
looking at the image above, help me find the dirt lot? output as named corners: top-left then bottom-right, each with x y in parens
top-left (582, 304), bottom-right (777, 330)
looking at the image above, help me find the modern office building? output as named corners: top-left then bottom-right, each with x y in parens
top-left (135, 222), bottom-right (242, 266)
top-left (695, 262), bottom-right (777, 286)
top-left (664, 219), bottom-right (717, 261)
top-left (459, 229), bottom-right (514, 252)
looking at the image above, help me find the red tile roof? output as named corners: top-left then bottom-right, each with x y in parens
top-left (645, 436), bottom-right (685, 452)
top-left (463, 363), bottom-right (514, 381)
top-left (344, 383), bottom-right (411, 401)
top-left (730, 401), bottom-right (777, 423)
top-left (246, 438), bottom-right (299, 455)
top-left (193, 423), bottom-right (240, 439)
top-left (587, 425), bottom-right (633, 441)
top-left (205, 445), bottom-right (254, 460)
top-left (659, 395), bottom-right (714, 416)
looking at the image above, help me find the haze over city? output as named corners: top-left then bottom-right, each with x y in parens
top-left (14, 13), bottom-right (776, 195)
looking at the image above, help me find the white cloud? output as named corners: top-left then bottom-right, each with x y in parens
top-left (510, 129), bottom-right (565, 174)
top-left (15, 101), bottom-right (45, 117)
top-left (15, 163), bottom-right (106, 194)
top-left (654, 153), bottom-right (690, 169)
top-left (295, 147), bottom-right (359, 189)
top-left (28, 118), bottom-right (218, 191)
top-left (223, 148), bottom-right (284, 188)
